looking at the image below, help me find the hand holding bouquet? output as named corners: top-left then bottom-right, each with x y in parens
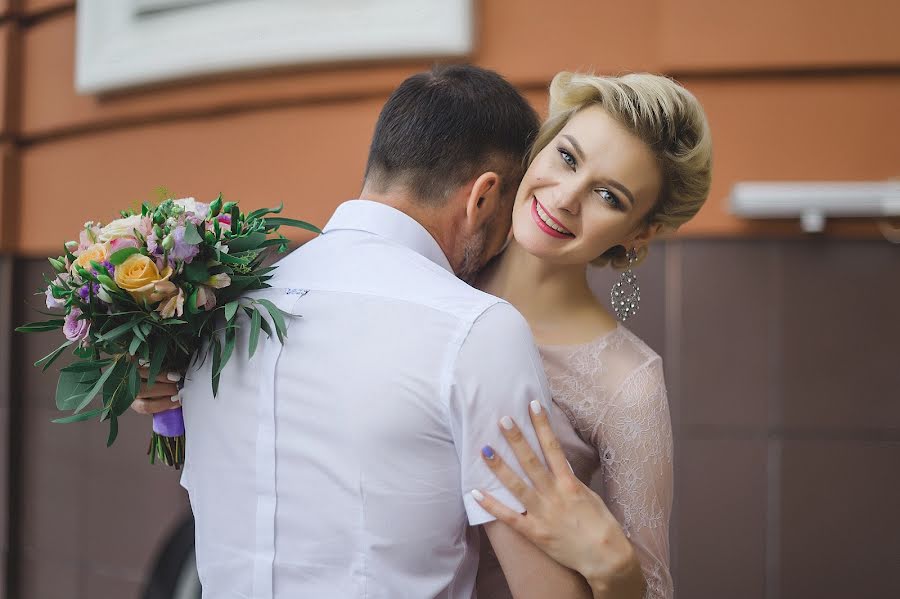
top-left (17, 194), bottom-right (319, 468)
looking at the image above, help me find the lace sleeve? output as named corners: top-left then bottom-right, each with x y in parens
top-left (592, 355), bottom-right (674, 599)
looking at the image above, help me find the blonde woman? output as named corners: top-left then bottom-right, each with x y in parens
top-left (471, 72), bottom-right (712, 599)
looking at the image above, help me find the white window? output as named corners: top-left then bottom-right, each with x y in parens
top-left (77, 0), bottom-right (474, 93)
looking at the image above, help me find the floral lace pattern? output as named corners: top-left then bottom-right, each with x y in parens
top-left (539, 325), bottom-right (674, 599)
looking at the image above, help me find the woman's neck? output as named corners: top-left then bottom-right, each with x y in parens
top-left (479, 241), bottom-right (616, 344)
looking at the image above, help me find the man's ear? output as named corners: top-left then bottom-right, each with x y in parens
top-left (464, 172), bottom-right (501, 231)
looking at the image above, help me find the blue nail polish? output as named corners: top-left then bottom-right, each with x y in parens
top-left (482, 445), bottom-right (495, 460)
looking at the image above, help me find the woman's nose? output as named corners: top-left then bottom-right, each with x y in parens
top-left (552, 183), bottom-right (581, 216)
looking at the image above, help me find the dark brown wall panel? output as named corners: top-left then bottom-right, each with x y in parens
top-left (660, 0), bottom-right (900, 71)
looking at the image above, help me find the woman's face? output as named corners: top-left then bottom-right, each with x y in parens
top-left (512, 106), bottom-right (663, 265)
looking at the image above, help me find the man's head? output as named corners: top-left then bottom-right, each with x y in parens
top-left (362, 64), bottom-right (539, 282)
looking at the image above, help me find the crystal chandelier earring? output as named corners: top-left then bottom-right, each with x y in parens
top-left (610, 248), bottom-right (640, 321)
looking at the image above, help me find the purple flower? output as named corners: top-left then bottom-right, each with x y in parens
top-left (147, 230), bottom-right (162, 256)
top-left (45, 274), bottom-right (69, 309)
top-left (167, 225), bottom-right (200, 264)
top-left (63, 308), bottom-right (90, 342)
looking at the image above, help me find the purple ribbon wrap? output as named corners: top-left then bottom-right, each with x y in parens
top-left (152, 407), bottom-right (185, 437)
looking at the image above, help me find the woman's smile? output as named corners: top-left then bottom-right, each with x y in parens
top-left (530, 197), bottom-right (575, 238)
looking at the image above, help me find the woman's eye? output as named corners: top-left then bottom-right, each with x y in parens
top-left (558, 148), bottom-right (576, 169)
top-left (597, 188), bottom-right (622, 210)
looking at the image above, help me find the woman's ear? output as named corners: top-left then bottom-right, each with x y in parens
top-left (629, 222), bottom-right (663, 254)
top-left (464, 172), bottom-right (501, 232)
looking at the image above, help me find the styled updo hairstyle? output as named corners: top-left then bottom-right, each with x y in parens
top-left (529, 72), bottom-right (713, 269)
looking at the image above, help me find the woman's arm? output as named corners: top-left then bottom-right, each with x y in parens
top-left (472, 400), bottom-right (646, 599)
top-left (593, 358), bottom-right (674, 599)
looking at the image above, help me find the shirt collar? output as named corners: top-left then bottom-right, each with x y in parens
top-left (322, 200), bottom-right (454, 273)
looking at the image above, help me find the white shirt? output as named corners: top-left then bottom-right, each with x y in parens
top-left (181, 200), bottom-right (552, 599)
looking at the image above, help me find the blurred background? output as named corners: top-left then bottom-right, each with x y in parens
top-left (0, 0), bottom-right (898, 597)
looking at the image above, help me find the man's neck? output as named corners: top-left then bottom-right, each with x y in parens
top-left (358, 185), bottom-right (457, 272)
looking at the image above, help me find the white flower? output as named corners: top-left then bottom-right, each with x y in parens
top-left (98, 215), bottom-right (143, 242)
top-left (173, 197), bottom-right (209, 217)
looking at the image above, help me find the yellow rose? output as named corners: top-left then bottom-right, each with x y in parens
top-left (114, 254), bottom-right (174, 304)
top-left (73, 243), bottom-right (110, 271)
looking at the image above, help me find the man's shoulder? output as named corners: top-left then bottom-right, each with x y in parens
top-left (267, 232), bottom-right (509, 325)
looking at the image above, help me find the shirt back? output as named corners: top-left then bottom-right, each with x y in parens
top-left (181, 201), bottom-right (551, 599)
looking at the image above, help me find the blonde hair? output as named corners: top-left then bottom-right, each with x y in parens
top-left (529, 72), bottom-right (713, 269)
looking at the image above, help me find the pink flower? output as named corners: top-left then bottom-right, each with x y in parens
top-left (63, 308), bottom-right (90, 342)
top-left (109, 237), bottom-right (140, 253)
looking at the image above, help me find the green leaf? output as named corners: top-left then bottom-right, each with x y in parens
top-left (16, 319), bottom-right (65, 333)
top-left (211, 336), bottom-right (222, 396)
top-left (53, 408), bottom-right (104, 424)
top-left (34, 340), bottom-right (74, 371)
top-left (258, 313), bottom-right (273, 339)
top-left (109, 247), bottom-right (140, 265)
top-left (96, 274), bottom-right (122, 293)
top-left (215, 327), bottom-right (236, 378)
top-left (247, 203), bottom-right (283, 220)
top-left (73, 360), bottom-right (119, 413)
top-left (225, 232), bottom-right (266, 253)
top-left (183, 261), bottom-right (210, 284)
top-left (96, 319), bottom-right (139, 342)
top-left (185, 288), bottom-right (199, 315)
top-left (224, 301), bottom-right (240, 323)
top-left (108, 361), bottom-right (138, 418)
top-left (60, 359), bottom-right (112, 373)
top-left (263, 217), bottom-right (321, 234)
top-left (217, 252), bottom-right (250, 266)
top-left (148, 338), bottom-right (166, 390)
top-left (56, 370), bottom-right (97, 410)
top-left (128, 335), bottom-right (142, 356)
top-left (255, 299), bottom-right (288, 344)
top-left (106, 414), bottom-right (119, 447)
top-left (248, 307), bottom-right (261, 359)
top-left (183, 222), bottom-right (204, 245)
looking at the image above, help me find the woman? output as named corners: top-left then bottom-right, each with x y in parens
top-left (135, 71), bottom-right (712, 598)
top-left (470, 71), bottom-right (712, 599)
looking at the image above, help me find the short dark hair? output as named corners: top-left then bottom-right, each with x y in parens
top-left (364, 64), bottom-right (540, 204)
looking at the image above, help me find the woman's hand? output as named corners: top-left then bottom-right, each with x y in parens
top-left (130, 367), bottom-right (183, 415)
top-left (472, 400), bottom-right (646, 599)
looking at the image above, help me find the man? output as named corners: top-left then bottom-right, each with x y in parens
top-left (140, 65), bottom-right (592, 598)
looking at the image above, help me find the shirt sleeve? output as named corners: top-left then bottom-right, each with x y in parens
top-left (594, 356), bottom-right (674, 599)
top-left (446, 302), bottom-right (554, 526)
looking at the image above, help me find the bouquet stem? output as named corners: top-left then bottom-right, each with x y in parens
top-left (149, 407), bottom-right (185, 468)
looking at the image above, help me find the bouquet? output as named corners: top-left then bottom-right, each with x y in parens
top-left (16, 194), bottom-right (320, 468)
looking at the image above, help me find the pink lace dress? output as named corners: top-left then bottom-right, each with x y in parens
top-left (476, 324), bottom-right (674, 599)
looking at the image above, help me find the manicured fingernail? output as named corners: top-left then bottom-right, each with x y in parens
top-left (170, 394), bottom-right (181, 403)
top-left (530, 400), bottom-right (542, 415)
top-left (471, 489), bottom-right (485, 502)
top-left (167, 372), bottom-right (182, 382)
top-left (500, 416), bottom-right (514, 430)
top-left (481, 445), bottom-right (495, 460)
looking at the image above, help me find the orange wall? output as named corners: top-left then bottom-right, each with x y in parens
top-left (2, 1), bottom-right (899, 255)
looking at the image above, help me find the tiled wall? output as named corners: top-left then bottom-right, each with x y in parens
top-left (6, 238), bottom-right (898, 598)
